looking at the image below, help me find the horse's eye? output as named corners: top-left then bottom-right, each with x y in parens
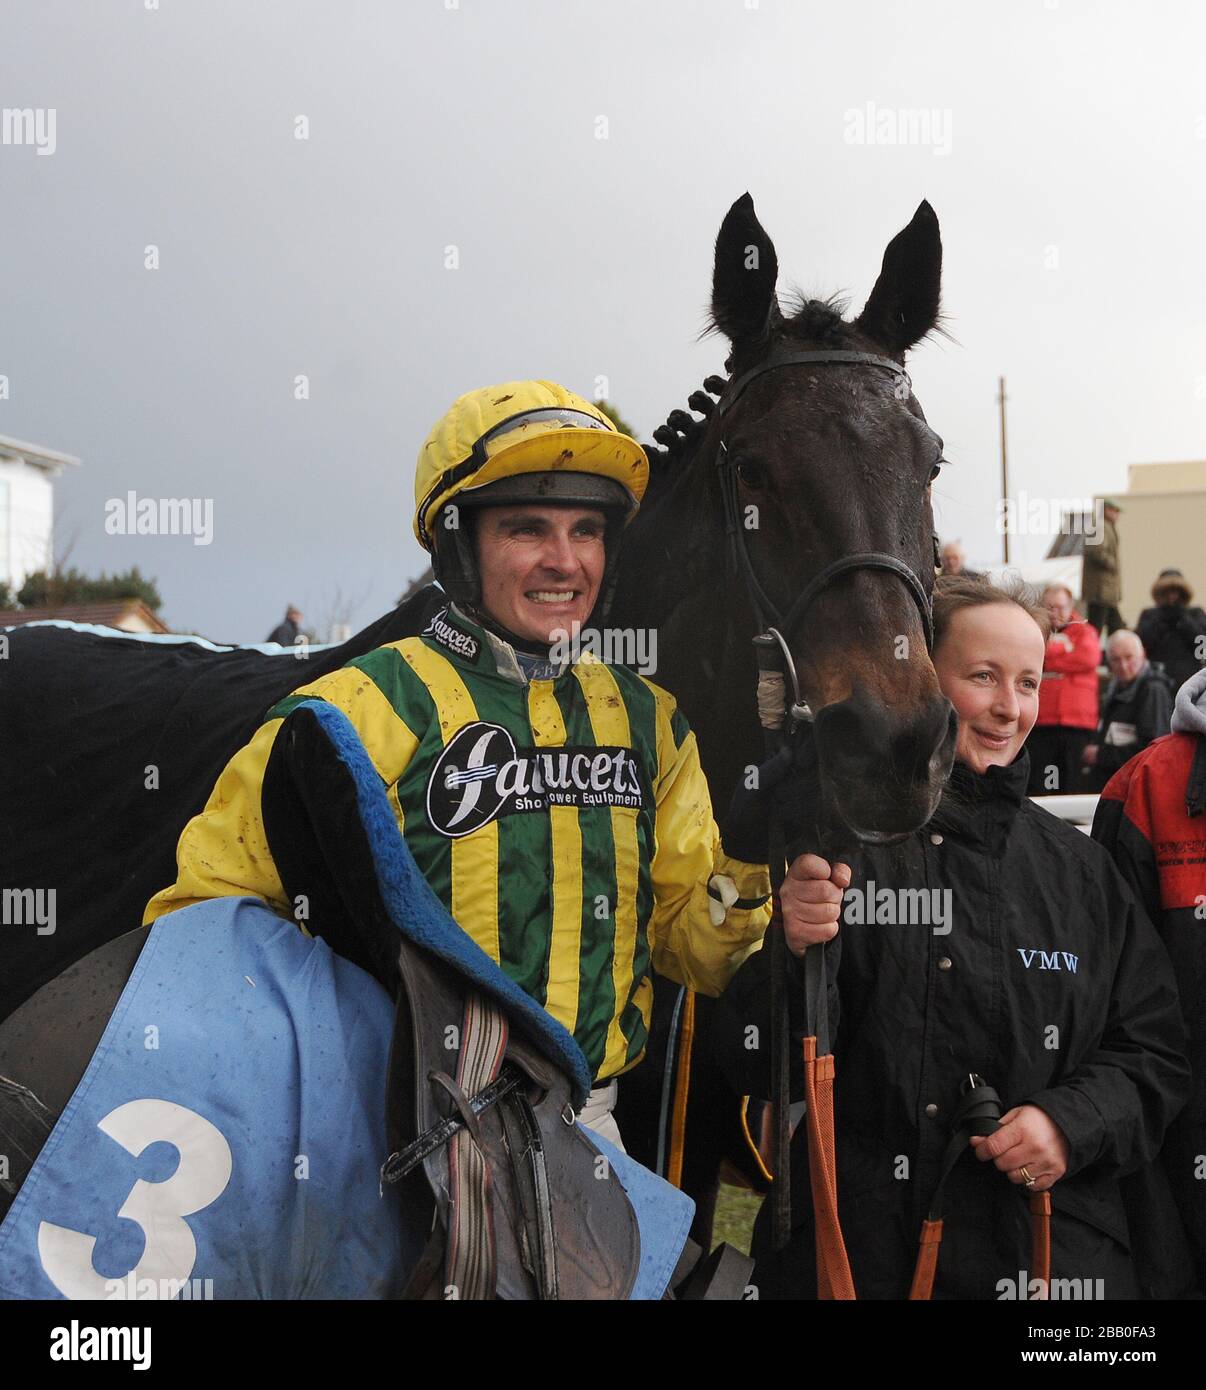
top-left (928, 459), bottom-right (944, 484)
top-left (736, 458), bottom-right (766, 490)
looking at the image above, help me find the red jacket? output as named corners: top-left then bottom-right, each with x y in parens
top-left (1036, 619), bottom-right (1099, 729)
top-left (1094, 732), bottom-right (1206, 1292)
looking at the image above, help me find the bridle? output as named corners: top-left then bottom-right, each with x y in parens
top-left (713, 348), bottom-right (939, 722)
top-left (712, 347), bottom-right (945, 1281)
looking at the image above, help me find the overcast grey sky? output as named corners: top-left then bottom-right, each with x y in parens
top-left (3, 0), bottom-right (1203, 643)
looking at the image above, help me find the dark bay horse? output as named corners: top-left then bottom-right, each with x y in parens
top-left (610, 192), bottom-right (953, 1229)
top-left (613, 192), bottom-right (952, 830)
top-left (0, 194), bottom-right (952, 1266)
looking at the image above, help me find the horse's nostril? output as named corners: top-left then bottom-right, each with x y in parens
top-left (819, 693), bottom-right (954, 787)
top-left (818, 702), bottom-right (862, 747)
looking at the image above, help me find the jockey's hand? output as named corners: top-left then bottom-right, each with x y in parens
top-left (968, 1104), bottom-right (1070, 1193)
top-left (1081, 743), bottom-right (1099, 767)
top-left (780, 855), bottom-right (851, 956)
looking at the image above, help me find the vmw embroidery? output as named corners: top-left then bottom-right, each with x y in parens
top-left (1016, 949), bottom-right (1079, 974)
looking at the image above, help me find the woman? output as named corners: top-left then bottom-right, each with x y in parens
top-left (717, 574), bottom-right (1189, 1299)
top-left (1135, 568), bottom-right (1206, 690)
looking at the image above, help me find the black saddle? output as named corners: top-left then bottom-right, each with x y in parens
top-left (381, 936), bottom-right (641, 1299)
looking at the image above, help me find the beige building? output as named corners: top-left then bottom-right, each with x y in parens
top-left (1116, 460), bottom-right (1206, 623)
top-left (1038, 459), bottom-right (1205, 622)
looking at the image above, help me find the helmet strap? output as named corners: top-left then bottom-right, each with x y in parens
top-left (429, 504), bottom-right (627, 645)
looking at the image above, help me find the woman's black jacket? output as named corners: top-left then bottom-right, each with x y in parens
top-left (713, 755), bottom-right (1190, 1300)
top-left (1136, 604), bottom-right (1206, 691)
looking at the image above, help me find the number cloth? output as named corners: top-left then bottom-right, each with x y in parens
top-left (0, 892), bottom-right (693, 1299)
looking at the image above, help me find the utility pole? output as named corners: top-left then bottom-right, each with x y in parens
top-left (998, 375), bottom-right (1010, 565)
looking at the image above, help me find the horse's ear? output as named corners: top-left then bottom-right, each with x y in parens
top-left (711, 193), bottom-right (780, 345)
top-left (855, 200), bottom-right (942, 354)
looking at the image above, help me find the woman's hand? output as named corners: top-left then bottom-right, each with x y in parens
top-left (780, 855), bottom-right (851, 956)
top-left (968, 1104), bottom-right (1070, 1193)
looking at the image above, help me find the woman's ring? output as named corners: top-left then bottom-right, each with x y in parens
top-left (1019, 1164), bottom-right (1036, 1188)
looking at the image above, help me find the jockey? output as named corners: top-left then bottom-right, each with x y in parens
top-left (144, 380), bottom-right (774, 1146)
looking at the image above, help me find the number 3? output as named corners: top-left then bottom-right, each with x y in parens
top-left (38, 1099), bottom-right (233, 1299)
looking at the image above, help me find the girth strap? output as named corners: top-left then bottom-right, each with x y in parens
top-left (380, 1069), bottom-right (522, 1186)
top-left (445, 991), bottom-right (509, 1300)
top-left (380, 988), bottom-right (564, 1301)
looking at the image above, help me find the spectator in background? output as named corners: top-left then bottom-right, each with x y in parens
top-left (1093, 667), bottom-right (1206, 1295)
top-left (1136, 569), bottom-right (1206, 690)
top-left (267, 605), bottom-right (303, 645)
top-left (1081, 630), bottom-right (1173, 793)
top-left (1026, 583), bottom-right (1100, 794)
top-left (939, 539), bottom-right (981, 578)
top-left (1082, 498), bottom-right (1124, 637)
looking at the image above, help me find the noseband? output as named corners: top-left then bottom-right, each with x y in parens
top-left (713, 349), bottom-right (937, 722)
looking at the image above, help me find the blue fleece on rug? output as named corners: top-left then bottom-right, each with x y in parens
top-left (0, 898), bottom-right (691, 1301)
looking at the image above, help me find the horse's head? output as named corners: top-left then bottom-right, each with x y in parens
top-left (704, 193), bottom-right (956, 845)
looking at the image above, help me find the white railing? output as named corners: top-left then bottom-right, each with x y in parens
top-left (1029, 793), bottom-right (1100, 832)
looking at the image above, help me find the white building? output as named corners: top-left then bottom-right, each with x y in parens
top-left (0, 434), bottom-right (80, 596)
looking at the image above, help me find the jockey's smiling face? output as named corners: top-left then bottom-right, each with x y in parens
top-left (474, 504), bottom-right (607, 644)
top-left (933, 603), bottom-right (1045, 774)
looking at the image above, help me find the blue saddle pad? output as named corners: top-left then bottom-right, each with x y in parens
top-left (0, 896), bottom-right (692, 1300)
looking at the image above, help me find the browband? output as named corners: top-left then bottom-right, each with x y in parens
top-left (716, 350), bottom-right (911, 418)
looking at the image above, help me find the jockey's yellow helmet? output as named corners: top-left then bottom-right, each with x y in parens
top-left (413, 381), bottom-right (649, 553)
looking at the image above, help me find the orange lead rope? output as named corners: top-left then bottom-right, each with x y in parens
top-left (1029, 1191), bottom-right (1053, 1294)
top-left (802, 1032), bottom-right (856, 1299)
top-left (909, 1192), bottom-right (1051, 1301)
top-left (908, 1073), bottom-right (1053, 1300)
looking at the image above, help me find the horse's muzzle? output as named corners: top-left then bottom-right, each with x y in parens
top-left (814, 691), bottom-right (957, 841)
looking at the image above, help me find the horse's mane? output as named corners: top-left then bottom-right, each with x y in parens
top-left (646, 295), bottom-right (857, 476)
top-left (645, 374), bottom-right (727, 474)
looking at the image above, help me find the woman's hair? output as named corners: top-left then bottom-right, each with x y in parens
top-left (932, 573), bottom-right (1052, 650)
